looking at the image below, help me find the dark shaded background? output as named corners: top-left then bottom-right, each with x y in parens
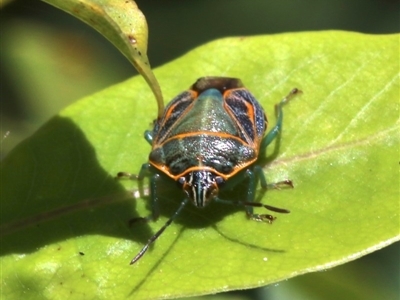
top-left (1, 1), bottom-right (399, 299)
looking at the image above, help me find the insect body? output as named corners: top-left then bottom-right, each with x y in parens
top-left (119, 77), bottom-right (300, 264)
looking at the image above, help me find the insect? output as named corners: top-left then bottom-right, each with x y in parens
top-left (118, 77), bottom-right (300, 264)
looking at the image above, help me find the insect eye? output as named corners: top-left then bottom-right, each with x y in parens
top-left (215, 176), bottom-right (224, 186)
top-left (176, 177), bottom-right (187, 188)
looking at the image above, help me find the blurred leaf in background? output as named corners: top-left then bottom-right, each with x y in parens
top-left (1, 0), bottom-right (399, 155)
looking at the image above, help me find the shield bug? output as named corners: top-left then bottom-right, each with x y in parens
top-left (118, 77), bottom-right (300, 264)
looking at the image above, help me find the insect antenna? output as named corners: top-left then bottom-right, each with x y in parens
top-left (130, 198), bottom-right (189, 265)
top-left (215, 198), bottom-right (290, 214)
top-left (239, 201), bottom-right (290, 213)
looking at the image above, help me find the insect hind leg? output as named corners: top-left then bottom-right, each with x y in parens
top-left (261, 88), bottom-right (301, 151)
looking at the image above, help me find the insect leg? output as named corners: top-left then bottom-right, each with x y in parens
top-left (116, 164), bottom-right (160, 224)
top-left (144, 130), bottom-right (153, 145)
top-left (116, 162), bottom-right (151, 180)
top-left (244, 168), bottom-right (283, 223)
top-left (214, 168), bottom-right (290, 223)
top-left (254, 165), bottom-right (294, 190)
top-left (130, 198), bottom-right (189, 264)
top-left (128, 173), bottom-right (161, 227)
top-left (261, 88), bottom-right (301, 151)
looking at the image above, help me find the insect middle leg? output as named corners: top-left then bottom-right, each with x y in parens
top-left (243, 166), bottom-right (292, 223)
top-left (117, 163), bottom-right (160, 224)
top-left (214, 166), bottom-right (291, 223)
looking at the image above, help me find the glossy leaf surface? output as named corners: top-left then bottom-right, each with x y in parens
top-left (1, 32), bottom-right (399, 299)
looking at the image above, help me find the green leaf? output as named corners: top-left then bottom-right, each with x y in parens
top-left (1, 31), bottom-right (399, 299)
top-left (41, 0), bottom-right (164, 115)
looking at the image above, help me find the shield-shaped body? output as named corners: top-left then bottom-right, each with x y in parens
top-left (149, 77), bottom-right (267, 182)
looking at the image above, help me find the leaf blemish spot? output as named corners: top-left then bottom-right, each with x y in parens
top-left (128, 35), bottom-right (137, 44)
